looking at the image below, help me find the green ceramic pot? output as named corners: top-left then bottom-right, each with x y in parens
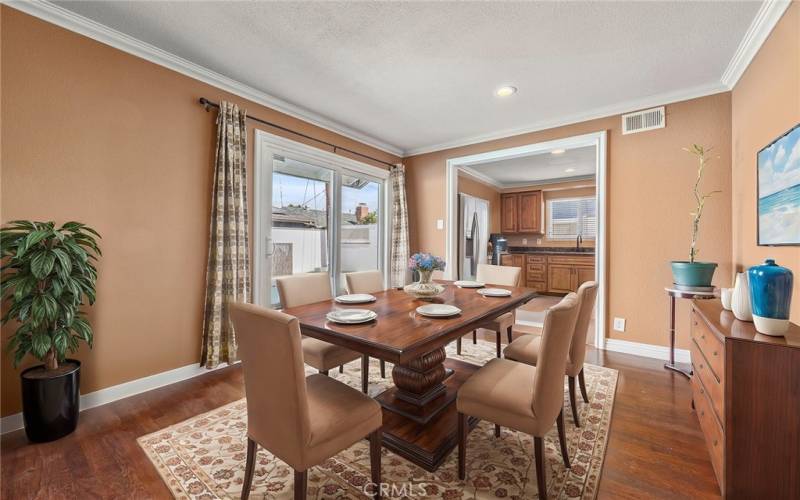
top-left (670, 261), bottom-right (718, 287)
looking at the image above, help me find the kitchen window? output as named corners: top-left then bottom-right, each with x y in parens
top-left (547, 196), bottom-right (596, 240)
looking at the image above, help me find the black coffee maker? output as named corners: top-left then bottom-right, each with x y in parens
top-left (489, 233), bottom-right (508, 265)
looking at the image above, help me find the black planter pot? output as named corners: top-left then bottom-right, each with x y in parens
top-left (21, 359), bottom-right (80, 443)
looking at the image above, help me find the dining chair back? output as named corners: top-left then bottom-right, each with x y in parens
top-left (345, 270), bottom-right (384, 295)
top-left (276, 272), bottom-right (332, 308)
top-left (531, 293), bottom-right (581, 427)
top-left (230, 303), bottom-right (311, 466)
top-left (476, 264), bottom-right (521, 286)
top-left (567, 281), bottom-right (598, 377)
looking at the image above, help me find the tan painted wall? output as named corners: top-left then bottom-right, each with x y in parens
top-left (731, 2), bottom-right (800, 323)
top-left (457, 173), bottom-right (501, 234)
top-left (501, 180), bottom-right (597, 248)
top-left (0, 8), bottom-right (399, 417)
top-left (405, 93), bottom-right (733, 350)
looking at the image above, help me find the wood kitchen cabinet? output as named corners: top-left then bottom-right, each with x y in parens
top-left (547, 255), bottom-right (594, 293)
top-left (501, 194), bottom-right (518, 233)
top-left (500, 190), bottom-right (542, 234)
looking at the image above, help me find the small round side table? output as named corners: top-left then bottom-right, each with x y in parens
top-left (664, 287), bottom-right (717, 378)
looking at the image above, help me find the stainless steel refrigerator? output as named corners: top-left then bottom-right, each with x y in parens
top-left (458, 194), bottom-right (489, 281)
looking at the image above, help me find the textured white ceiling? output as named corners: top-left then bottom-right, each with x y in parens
top-left (464, 146), bottom-right (596, 186)
top-left (53, 1), bottom-right (761, 154)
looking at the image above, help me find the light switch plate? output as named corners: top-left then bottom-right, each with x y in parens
top-left (613, 317), bottom-right (626, 332)
top-left (436, 219), bottom-right (444, 230)
top-left (537, 238), bottom-right (543, 245)
top-left (522, 238), bottom-right (527, 245)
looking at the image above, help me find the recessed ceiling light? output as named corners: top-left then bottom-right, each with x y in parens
top-left (495, 86), bottom-right (517, 97)
top-left (565, 168), bottom-right (576, 173)
top-left (551, 149), bottom-right (566, 155)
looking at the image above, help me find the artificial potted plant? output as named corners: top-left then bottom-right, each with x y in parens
top-left (1, 221), bottom-right (100, 442)
top-left (670, 145), bottom-right (720, 287)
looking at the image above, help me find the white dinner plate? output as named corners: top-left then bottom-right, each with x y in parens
top-left (454, 280), bottom-right (485, 288)
top-left (416, 304), bottom-right (462, 318)
top-left (326, 309), bottom-right (377, 324)
top-left (334, 294), bottom-right (377, 304)
top-left (478, 288), bottom-right (512, 297)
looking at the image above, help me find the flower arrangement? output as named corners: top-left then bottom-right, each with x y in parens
top-left (408, 252), bottom-right (446, 272)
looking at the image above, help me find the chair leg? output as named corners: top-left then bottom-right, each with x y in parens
top-left (319, 369), bottom-right (329, 376)
top-left (339, 365), bottom-right (344, 374)
top-left (369, 430), bottom-right (382, 499)
top-left (507, 325), bottom-right (513, 344)
top-left (578, 368), bottom-right (589, 403)
top-left (294, 469), bottom-right (307, 500)
top-left (457, 337), bottom-right (462, 355)
top-left (496, 331), bottom-right (501, 358)
top-left (494, 424), bottom-right (501, 437)
top-left (380, 360), bottom-right (386, 378)
top-left (556, 409), bottom-right (570, 468)
top-left (534, 436), bottom-right (547, 500)
top-left (361, 355), bottom-right (369, 394)
top-left (458, 412), bottom-right (467, 480)
top-left (241, 438), bottom-right (257, 500)
top-left (568, 376), bottom-right (580, 427)
top-left (472, 330), bottom-right (477, 344)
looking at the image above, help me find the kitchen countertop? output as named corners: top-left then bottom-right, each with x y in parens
top-left (505, 246), bottom-right (595, 256)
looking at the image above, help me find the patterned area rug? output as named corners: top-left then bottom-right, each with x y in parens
top-left (139, 340), bottom-right (617, 499)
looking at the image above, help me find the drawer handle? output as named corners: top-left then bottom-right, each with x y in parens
top-left (700, 410), bottom-right (705, 417)
top-left (701, 334), bottom-right (705, 340)
top-left (713, 351), bottom-right (718, 357)
top-left (713, 439), bottom-right (718, 447)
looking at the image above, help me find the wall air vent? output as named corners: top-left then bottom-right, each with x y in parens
top-left (621, 106), bottom-right (665, 135)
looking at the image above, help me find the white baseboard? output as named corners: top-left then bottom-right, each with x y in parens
top-left (604, 338), bottom-right (691, 363)
top-left (1, 361), bottom-right (236, 435)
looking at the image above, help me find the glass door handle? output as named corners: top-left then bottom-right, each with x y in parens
top-left (265, 237), bottom-right (274, 257)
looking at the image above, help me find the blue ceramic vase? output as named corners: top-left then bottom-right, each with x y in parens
top-left (748, 259), bottom-right (793, 336)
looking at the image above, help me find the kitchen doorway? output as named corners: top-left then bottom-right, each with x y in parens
top-left (444, 131), bottom-right (607, 348)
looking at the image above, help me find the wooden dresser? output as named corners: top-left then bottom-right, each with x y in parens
top-left (690, 299), bottom-right (800, 498)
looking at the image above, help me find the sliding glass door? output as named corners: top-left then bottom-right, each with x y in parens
top-left (255, 132), bottom-right (387, 308)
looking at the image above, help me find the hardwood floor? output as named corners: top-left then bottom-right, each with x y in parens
top-left (1, 343), bottom-right (721, 499)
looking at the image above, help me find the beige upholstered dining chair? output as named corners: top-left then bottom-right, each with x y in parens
top-left (457, 264), bottom-right (522, 357)
top-left (275, 273), bottom-right (368, 393)
top-left (457, 294), bottom-right (580, 500)
top-left (504, 281), bottom-right (598, 427)
top-left (345, 270), bottom-right (387, 378)
top-left (230, 303), bottom-right (383, 500)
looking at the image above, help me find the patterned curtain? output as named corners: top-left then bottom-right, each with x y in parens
top-left (201, 101), bottom-right (250, 368)
top-left (389, 164), bottom-right (410, 288)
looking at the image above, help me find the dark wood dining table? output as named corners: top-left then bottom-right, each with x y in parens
top-left (281, 280), bottom-right (536, 471)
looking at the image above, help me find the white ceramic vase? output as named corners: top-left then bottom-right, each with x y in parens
top-left (731, 272), bottom-right (753, 322)
top-left (720, 288), bottom-right (733, 310)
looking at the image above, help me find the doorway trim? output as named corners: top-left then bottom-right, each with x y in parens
top-left (444, 131), bottom-right (608, 349)
top-left (253, 129), bottom-right (391, 307)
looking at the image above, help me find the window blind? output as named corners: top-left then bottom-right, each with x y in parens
top-left (548, 197), bottom-right (596, 239)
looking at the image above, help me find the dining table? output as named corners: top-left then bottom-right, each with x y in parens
top-left (281, 280), bottom-right (537, 472)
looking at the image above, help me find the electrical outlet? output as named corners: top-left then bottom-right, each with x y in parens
top-left (436, 219), bottom-right (444, 230)
top-left (522, 238), bottom-right (527, 245)
top-left (613, 317), bottom-right (626, 332)
top-left (537, 238), bottom-right (543, 245)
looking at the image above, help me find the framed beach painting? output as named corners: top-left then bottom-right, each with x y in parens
top-left (757, 123), bottom-right (800, 246)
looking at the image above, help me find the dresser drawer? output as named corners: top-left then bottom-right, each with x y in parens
top-left (691, 339), bottom-right (724, 428)
top-left (691, 310), bottom-right (725, 382)
top-left (526, 255), bottom-right (546, 264)
top-left (548, 255), bottom-right (593, 266)
top-left (691, 372), bottom-right (725, 490)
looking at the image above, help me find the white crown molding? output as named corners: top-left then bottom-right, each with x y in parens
top-left (604, 338), bottom-right (691, 364)
top-left (3, 0), bottom-right (404, 157)
top-left (721, 0), bottom-right (792, 89)
top-left (405, 81), bottom-right (728, 156)
top-left (0, 361), bottom-right (237, 435)
top-left (459, 167), bottom-right (505, 189)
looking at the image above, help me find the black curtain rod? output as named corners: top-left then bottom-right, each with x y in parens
top-left (199, 97), bottom-right (396, 168)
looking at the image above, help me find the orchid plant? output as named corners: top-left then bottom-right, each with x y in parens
top-left (684, 144), bottom-right (721, 263)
